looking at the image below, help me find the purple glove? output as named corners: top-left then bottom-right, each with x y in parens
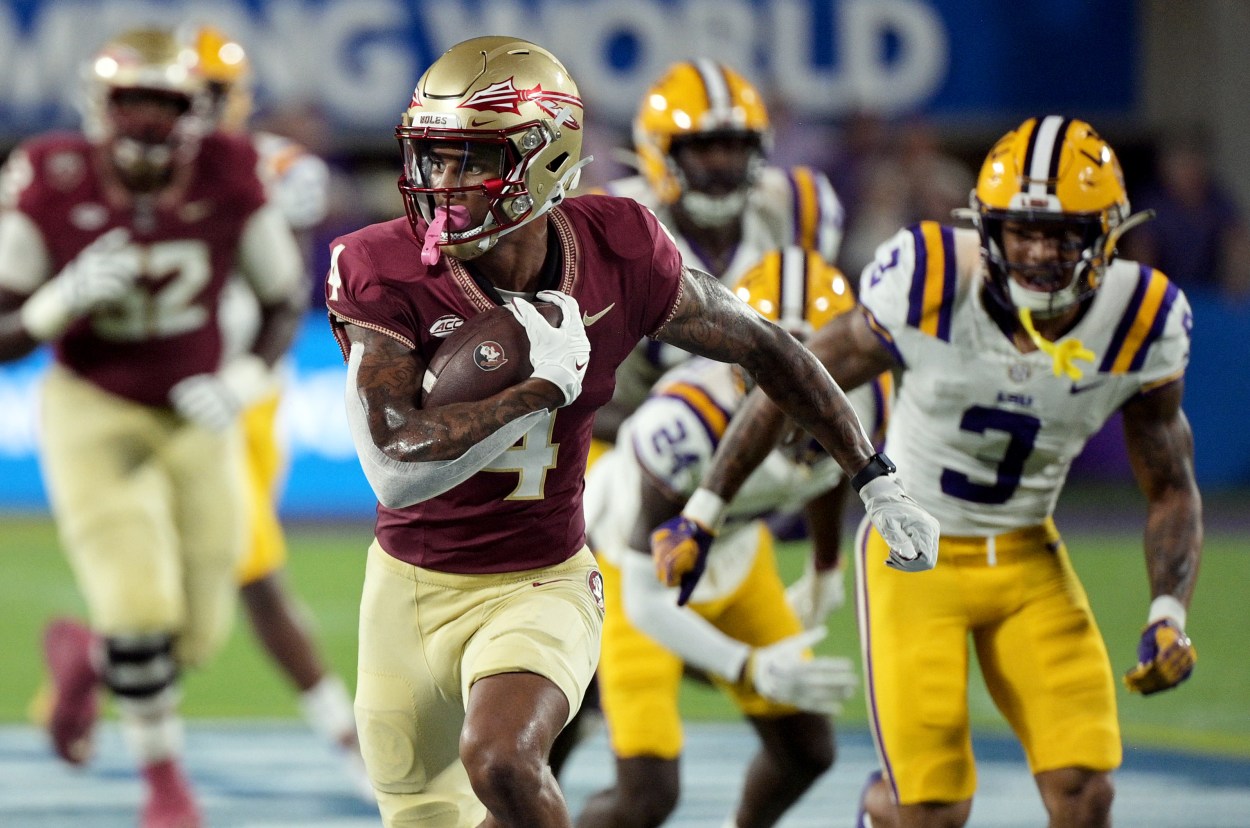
top-left (1124, 618), bottom-right (1197, 696)
top-left (650, 515), bottom-right (715, 606)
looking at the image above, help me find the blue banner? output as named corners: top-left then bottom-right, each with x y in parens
top-left (0, 0), bottom-right (1136, 142)
top-left (0, 314), bottom-right (377, 518)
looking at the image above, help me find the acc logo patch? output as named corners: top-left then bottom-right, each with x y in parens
top-left (587, 569), bottom-right (605, 615)
top-left (474, 341), bottom-right (508, 371)
top-left (429, 315), bottom-right (464, 338)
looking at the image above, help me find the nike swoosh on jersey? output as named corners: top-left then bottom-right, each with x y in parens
top-left (531, 578), bottom-right (573, 587)
top-left (582, 303), bottom-right (616, 326)
top-left (1069, 378), bottom-right (1108, 394)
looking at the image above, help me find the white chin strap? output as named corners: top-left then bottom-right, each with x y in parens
top-left (680, 188), bottom-right (749, 228)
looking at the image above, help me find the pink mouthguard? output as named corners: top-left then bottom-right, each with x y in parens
top-left (420, 206), bottom-right (472, 265)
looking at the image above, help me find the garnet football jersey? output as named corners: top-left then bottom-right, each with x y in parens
top-left (3, 131), bottom-right (267, 406)
top-left (327, 194), bottom-right (685, 573)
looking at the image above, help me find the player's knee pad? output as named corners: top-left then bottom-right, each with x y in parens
top-left (102, 632), bottom-right (179, 701)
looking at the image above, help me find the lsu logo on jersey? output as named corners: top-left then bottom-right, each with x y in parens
top-left (429, 315), bottom-right (464, 337)
top-left (474, 341), bottom-right (508, 371)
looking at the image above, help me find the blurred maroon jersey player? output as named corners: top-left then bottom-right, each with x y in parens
top-left (0, 27), bottom-right (306, 828)
top-left (14, 130), bottom-right (265, 403)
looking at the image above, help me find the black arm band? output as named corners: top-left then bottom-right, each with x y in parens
top-left (850, 452), bottom-right (897, 493)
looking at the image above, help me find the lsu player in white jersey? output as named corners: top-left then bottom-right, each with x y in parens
top-left (553, 58), bottom-right (848, 778)
top-left (576, 249), bottom-right (888, 828)
top-left (664, 116), bottom-right (1202, 828)
top-left (184, 24), bottom-right (372, 802)
top-left (586, 59), bottom-right (844, 451)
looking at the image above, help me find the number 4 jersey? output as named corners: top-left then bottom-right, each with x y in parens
top-left (861, 221), bottom-right (1191, 536)
top-left (326, 194), bottom-right (685, 573)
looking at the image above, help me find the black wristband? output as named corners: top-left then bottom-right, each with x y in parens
top-left (850, 452), bottom-right (897, 492)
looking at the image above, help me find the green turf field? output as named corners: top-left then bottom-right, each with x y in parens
top-left (3, 514), bottom-right (1246, 758)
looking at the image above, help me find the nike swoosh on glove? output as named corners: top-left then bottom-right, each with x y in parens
top-left (859, 476), bottom-right (941, 572)
top-left (507, 290), bottom-right (591, 407)
top-left (1124, 618), bottom-right (1197, 696)
top-left (650, 515), bottom-right (715, 606)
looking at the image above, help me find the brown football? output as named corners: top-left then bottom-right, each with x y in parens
top-left (421, 302), bottom-right (562, 407)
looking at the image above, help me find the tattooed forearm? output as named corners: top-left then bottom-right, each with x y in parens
top-left (352, 325), bottom-right (560, 462)
top-left (1123, 385), bottom-right (1203, 605)
top-left (701, 387), bottom-right (786, 499)
top-left (658, 267), bottom-right (875, 479)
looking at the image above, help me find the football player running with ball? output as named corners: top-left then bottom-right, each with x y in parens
top-left (0, 28), bottom-right (306, 828)
top-left (324, 36), bottom-right (938, 828)
top-left (670, 116), bottom-right (1202, 828)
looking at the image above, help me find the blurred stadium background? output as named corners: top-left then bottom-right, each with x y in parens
top-left (1, 0), bottom-right (1247, 824)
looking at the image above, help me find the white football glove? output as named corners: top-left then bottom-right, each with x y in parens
top-left (169, 355), bottom-right (272, 432)
top-left (746, 627), bottom-right (858, 716)
top-left (786, 560), bottom-right (846, 630)
top-left (506, 290), bottom-right (590, 407)
top-left (860, 476), bottom-right (941, 572)
top-left (20, 228), bottom-right (141, 341)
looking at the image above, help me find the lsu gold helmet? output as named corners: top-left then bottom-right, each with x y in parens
top-left (82, 27), bottom-right (211, 191)
top-left (634, 60), bottom-right (770, 227)
top-left (966, 115), bottom-right (1150, 317)
top-left (732, 247), bottom-right (853, 340)
top-left (396, 36), bottom-right (588, 262)
top-left (182, 24), bottom-right (253, 131)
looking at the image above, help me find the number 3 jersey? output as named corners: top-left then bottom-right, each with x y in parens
top-left (861, 221), bottom-right (1192, 536)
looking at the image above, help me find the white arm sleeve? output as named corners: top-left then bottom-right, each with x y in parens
top-left (619, 549), bottom-right (751, 682)
top-left (235, 204), bottom-right (307, 306)
top-left (345, 342), bottom-right (546, 508)
top-left (0, 210), bottom-right (53, 295)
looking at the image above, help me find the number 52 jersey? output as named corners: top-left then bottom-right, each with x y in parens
top-left (861, 221), bottom-right (1192, 536)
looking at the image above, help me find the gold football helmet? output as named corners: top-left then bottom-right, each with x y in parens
top-left (732, 247), bottom-right (853, 340)
top-left (396, 36), bottom-right (588, 261)
top-left (83, 27), bottom-right (211, 190)
top-left (182, 24), bottom-right (252, 131)
top-left (964, 115), bottom-right (1150, 317)
top-left (634, 60), bottom-right (770, 226)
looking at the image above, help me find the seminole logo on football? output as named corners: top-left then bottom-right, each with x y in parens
top-left (474, 341), bottom-right (508, 371)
